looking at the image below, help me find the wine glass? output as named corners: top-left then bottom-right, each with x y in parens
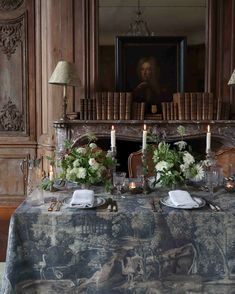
top-left (205, 168), bottom-right (221, 199)
top-left (113, 172), bottom-right (126, 198)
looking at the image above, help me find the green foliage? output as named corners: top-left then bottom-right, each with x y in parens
top-left (152, 126), bottom-right (204, 187)
top-left (57, 134), bottom-right (116, 187)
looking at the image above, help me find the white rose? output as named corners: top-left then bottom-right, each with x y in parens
top-left (155, 161), bottom-right (171, 172)
top-left (89, 143), bottom-right (97, 149)
top-left (89, 158), bottom-right (99, 170)
top-left (89, 158), bottom-right (97, 166)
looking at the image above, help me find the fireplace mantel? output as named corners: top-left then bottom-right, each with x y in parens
top-left (54, 120), bottom-right (235, 155)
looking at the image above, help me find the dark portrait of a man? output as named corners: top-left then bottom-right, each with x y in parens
top-left (133, 57), bottom-right (161, 112)
top-left (116, 36), bottom-right (186, 115)
top-left (133, 56), bottom-right (175, 114)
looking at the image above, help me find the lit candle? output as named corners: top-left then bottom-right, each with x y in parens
top-left (129, 182), bottom-right (136, 190)
top-left (142, 124), bottom-right (147, 151)
top-left (225, 179), bottom-right (235, 192)
top-left (49, 165), bottom-right (54, 181)
top-left (206, 125), bottom-right (211, 153)
top-left (111, 125), bottom-right (116, 148)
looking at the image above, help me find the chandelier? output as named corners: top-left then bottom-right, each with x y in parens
top-left (127, 0), bottom-right (153, 36)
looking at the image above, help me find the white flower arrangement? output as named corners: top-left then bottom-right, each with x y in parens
top-left (58, 136), bottom-right (116, 187)
top-left (152, 126), bottom-right (204, 187)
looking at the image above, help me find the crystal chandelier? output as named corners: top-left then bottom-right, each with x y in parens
top-left (127, 0), bottom-right (153, 36)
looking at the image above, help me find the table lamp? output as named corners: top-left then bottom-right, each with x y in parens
top-left (49, 61), bottom-right (81, 120)
top-left (228, 69), bottom-right (235, 85)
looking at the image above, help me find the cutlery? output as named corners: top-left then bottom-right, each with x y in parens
top-left (112, 201), bottom-right (118, 212)
top-left (149, 199), bottom-right (157, 212)
top-left (149, 198), bottom-right (162, 212)
top-left (199, 197), bottom-right (221, 211)
top-left (55, 200), bottom-right (63, 211)
top-left (48, 200), bottom-right (57, 211)
top-left (157, 199), bottom-right (163, 212)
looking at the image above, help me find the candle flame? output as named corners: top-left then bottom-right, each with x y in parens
top-left (144, 124), bottom-right (146, 131)
top-left (111, 125), bottom-right (115, 130)
top-left (207, 125), bottom-right (210, 133)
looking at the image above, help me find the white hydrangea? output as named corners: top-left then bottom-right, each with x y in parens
top-left (76, 167), bottom-right (86, 179)
top-left (174, 140), bottom-right (187, 151)
top-left (183, 151), bottom-right (195, 166)
top-left (76, 147), bottom-right (86, 154)
top-left (155, 161), bottom-right (171, 172)
top-left (73, 159), bottom-right (81, 167)
top-left (89, 143), bottom-right (97, 149)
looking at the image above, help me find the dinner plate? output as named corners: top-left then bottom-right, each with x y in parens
top-left (64, 196), bottom-right (106, 209)
top-left (160, 196), bottom-right (206, 209)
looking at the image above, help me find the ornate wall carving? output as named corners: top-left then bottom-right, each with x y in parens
top-left (0, 16), bottom-right (23, 59)
top-left (0, 98), bottom-right (23, 131)
top-left (0, 0), bottom-right (23, 11)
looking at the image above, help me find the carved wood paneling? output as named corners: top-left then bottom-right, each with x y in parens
top-left (0, 0), bottom-right (23, 11)
top-left (0, 154), bottom-right (28, 199)
top-left (0, 17), bottom-right (22, 59)
top-left (206, 0), bottom-right (235, 118)
top-left (0, 12), bottom-right (27, 134)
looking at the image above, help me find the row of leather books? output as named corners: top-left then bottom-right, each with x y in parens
top-left (164, 92), bottom-right (231, 120)
top-left (80, 92), bottom-right (133, 120)
top-left (161, 102), bottom-right (178, 120)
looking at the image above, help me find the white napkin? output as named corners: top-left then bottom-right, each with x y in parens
top-left (168, 190), bottom-right (199, 207)
top-left (70, 189), bottom-right (95, 208)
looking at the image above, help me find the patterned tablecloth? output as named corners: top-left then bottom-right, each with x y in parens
top-left (2, 187), bottom-right (235, 294)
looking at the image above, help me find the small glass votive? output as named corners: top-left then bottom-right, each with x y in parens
top-left (128, 179), bottom-right (143, 194)
top-left (129, 182), bottom-right (136, 190)
top-left (224, 179), bottom-right (235, 192)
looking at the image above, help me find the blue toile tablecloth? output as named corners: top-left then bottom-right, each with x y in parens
top-left (2, 187), bottom-right (235, 293)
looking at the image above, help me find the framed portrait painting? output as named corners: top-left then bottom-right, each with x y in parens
top-left (115, 36), bottom-right (186, 114)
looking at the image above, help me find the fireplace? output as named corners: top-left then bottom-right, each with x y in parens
top-left (54, 120), bottom-right (235, 175)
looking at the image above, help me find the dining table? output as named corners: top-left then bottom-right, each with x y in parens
top-left (1, 185), bottom-right (235, 294)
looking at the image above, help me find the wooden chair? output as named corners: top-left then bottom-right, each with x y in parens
top-left (128, 149), bottom-right (155, 178)
top-left (215, 147), bottom-right (235, 177)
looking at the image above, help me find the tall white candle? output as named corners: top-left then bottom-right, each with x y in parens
top-left (142, 124), bottom-right (147, 151)
top-left (206, 125), bottom-right (211, 153)
top-left (111, 125), bottom-right (116, 148)
top-left (49, 165), bottom-right (54, 181)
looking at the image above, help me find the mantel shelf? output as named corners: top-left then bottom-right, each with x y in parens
top-left (53, 120), bottom-right (235, 155)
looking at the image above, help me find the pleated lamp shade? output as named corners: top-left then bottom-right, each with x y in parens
top-left (49, 61), bottom-right (81, 86)
top-left (228, 69), bottom-right (235, 85)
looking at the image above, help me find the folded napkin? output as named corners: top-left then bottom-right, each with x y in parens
top-left (168, 190), bottom-right (199, 207)
top-left (70, 189), bottom-right (95, 208)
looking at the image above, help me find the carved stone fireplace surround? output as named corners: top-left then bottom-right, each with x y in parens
top-left (54, 120), bottom-right (235, 157)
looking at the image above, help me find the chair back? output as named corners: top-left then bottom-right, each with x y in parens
top-left (128, 149), bottom-right (155, 178)
top-left (215, 147), bottom-right (235, 176)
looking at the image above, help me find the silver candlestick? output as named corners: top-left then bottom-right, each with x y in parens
top-left (109, 147), bottom-right (117, 189)
top-left (141, 149), bottom-right (150, 194)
